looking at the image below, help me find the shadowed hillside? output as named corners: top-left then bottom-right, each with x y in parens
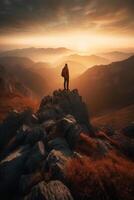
top-left (0, 57), bottom-right (50, 97)
top-left (0, 65), bottom-right (38, 121)
top-left (92, 104), bottom-right (134, 129)
top-left (72, 56), bottom-right (134, 116)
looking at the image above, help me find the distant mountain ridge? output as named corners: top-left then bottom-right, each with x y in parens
top-left (99, 51), bottom-right (134, 62)
top-left (0, 47), bottom-right (71, 55)
top-left (0, 47), bottom-right (72, 62)
top-left (72, 56), bottom-right (134, 115)
top-left (63, 54), bottom-right (110, 67)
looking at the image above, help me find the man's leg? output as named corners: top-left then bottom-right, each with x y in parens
top-left (64, 78), bottom-right (66, 89)
top-left (67, 79), bottom-right (69, 90)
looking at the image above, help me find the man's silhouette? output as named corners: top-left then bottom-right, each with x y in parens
top-left (61, 63), bottom-right (69, 90)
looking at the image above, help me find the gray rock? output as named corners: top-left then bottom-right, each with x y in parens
top-left (0, 132), bottom-right (26, 161)
top-left (56, 115), bottom-right (82, 150)
top-left (24, 180), bottom-right (73, 200)
top-left (46, 150), bottom-right (70, 180)
top-left (19, 171), bottom-right (44, 195)
top-left (41, 119), bottom-right (56, 134)
top-left (47, 137), bottom-right (73, 156)
top-left (0, 109), bottom-right (36, 151)
top-left (24, 141), bottom-right (46, 173)
top-left (24, 127), bottom-right (47, 145)
top-left (38, 105), bottom-right (63, 123)
top-left (0, 147), bottom-right (29, 198)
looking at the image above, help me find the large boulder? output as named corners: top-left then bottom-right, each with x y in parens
top-left (0, 147), bottom-right (29, 198)
top-left (37, 104), bottom-right (64, 123)
top-left (0, 126), bottom-right (47, 161)
top-left (24, 141), bottom-right (46, 173)
top-left (41, 120), bottom-right (56, 134)
top-left (0, 126), bottom-right (30, 161)
top-left (45, 150), bottom-right (70, 181)
top-left (47, 137), bottom-right (73, 156)
top-left (0, 109), bottom-right (36, 151)
top-left (24, 180), bottom-right (73, 200)
top-left (24, 126), bottom-right (47, 146)
top-left (56, 115), bottom-right (82, 150)
top-left (19, 171), bottom-right (44, 195)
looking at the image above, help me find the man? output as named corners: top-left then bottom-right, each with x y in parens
top-left (61, 63), bottom-right (69, 90)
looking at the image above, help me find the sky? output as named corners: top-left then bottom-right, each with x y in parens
top-left (0, 0), bottom-right (134, 53)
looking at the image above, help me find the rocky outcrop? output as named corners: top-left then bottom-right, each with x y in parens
top-left (0, 89), bottom-right (92, 199)
top-left (0, 89), bottom-right (133, 199)
top-left (38, 89), bottom-right (94, 134)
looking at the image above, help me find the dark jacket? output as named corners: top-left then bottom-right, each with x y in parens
top-left (61, 66), bottom-right (69, 80)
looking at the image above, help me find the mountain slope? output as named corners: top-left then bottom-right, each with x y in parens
top-left (0, 64), bottom-right (31, 96)
top-left (0, 57), bottom-right (49, 97)
top-left (92, 104), bottom-right (134, 129)
top-left (0, 65), bottom-right (38, 121)
top-left (0, 56), bottom-right (34, 68)
top-left (72, 56), bottom-right (134, 115)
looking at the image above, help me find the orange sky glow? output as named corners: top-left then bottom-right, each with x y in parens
top-left (1, 31), bottom-right (134, 53)
top-left (0, 0), bottom-right (133, 53)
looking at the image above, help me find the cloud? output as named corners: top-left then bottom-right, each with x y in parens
top-left (0, 0), bottom-right (133, 35)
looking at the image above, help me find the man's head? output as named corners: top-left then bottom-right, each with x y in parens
top-left (65, 63), bottom-right (68, 68)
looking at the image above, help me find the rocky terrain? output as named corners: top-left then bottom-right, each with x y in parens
top-left (0, 89), bottom-right (133, 200)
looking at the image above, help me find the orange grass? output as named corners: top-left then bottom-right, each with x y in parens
top-left (65, 153), bottom-right (134, 200)
top-left (0, 93), bottom-right (39, 121)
